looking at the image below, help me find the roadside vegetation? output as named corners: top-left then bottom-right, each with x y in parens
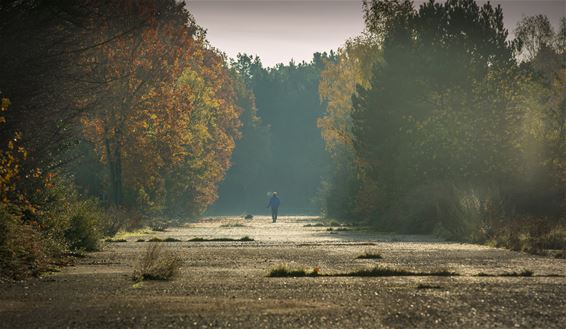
top-left (0, 0), bottom-right (247, 280)
top-left (317, 0), bottom-right (566, 255)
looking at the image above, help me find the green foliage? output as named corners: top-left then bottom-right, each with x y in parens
top-left (318, 0), bottom-right (566, 246)
top-left (188, 236), bottom-right (254, 242)
top-left (211, 53), bottom-right (333, 214)
top-left (341, 266), bottom-right (458, 277)
top-left (0, 206), bottom-right (50, 279)
top-left (63, 199), bottom-right (104, 251)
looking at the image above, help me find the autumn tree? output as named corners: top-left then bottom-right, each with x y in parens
top-left (317, 35), bottom-right (381, 219)
top-left (80, 1), bottom-right (241, 216)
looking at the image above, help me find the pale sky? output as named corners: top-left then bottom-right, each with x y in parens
top-left (188, 0), bottom-right (566, 67)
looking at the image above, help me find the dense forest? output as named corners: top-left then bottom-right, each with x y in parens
top-left (319, 0), bottom-right (566, 246)
top-left (209, 53), bottom-right (332, 215)
top-left (1, 0), bottom-right (565, 280)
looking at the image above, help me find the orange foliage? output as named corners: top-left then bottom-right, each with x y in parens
top-left (80, 1), bottom-right (241, 215)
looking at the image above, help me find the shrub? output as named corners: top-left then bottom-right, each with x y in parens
top-left (132, 243), bottom-right (182, 281)
top-left (63, 199), bottom-right (104, 251)
top-left (0, 206), bottom-right (50, 279)
top-left (101, 207), bottom-right (145, 236)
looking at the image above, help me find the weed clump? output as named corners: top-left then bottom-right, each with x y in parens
top-left (164, 237), bottom-right (181, 242)
top-left (220, 223), bottom-right (246, 228)
top-left (356, 250), bottom-right (383, 259)
top-left (339, 266), bottom-right (457, 277)
top-left (132, 243), bottom-right (182, 282)
top-left (475, 270), bottom-right (534, 277)
top-left (501, 270), bottom-right (534, 277)
top-left (147, 237), bottom-right (163, 242)
top-left (188, 236), bottom-right (254, 242)
top-left (304, 223), bottom-right (325, 227)
top-left (267, 263), bottom-right (320, 277)
top-left (417, 284), bottom-right (442, 289)
top-left (105, 238), bottom-right (127, 243)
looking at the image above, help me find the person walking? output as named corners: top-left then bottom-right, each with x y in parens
top-left (267, 192), bottom-right (280, 223)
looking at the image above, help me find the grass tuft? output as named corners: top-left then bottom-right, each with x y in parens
top-left (356, 250), bottom-right (383, 259)
top-left (136, 239), bottom-right (145, 242)
top-left (147, 237), bottom-right (163, 242)
top-left (164, 237), bottom-right (181, 242)
top-left (132, 243), bottom-right (182, 282)
top-left (267, 263), bottom-right (320, 277)
top-left (337, 266), bottom-right (457, 277)
top-left (105, 238), bottom-right (127, 243)
top-left (501, 270), bottom-right (534, 277)
top-left (188, 236), bottom-right (254, 242)
top-left (304, 223), bottom-right (325, 227)
top-left (417, 284), bottom-right (442, 289)
top-left (475, 270), bottom-right (534, 277)
top-left (220, 223), bottom-right (246, 228)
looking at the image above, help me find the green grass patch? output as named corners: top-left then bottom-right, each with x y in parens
top-left (105, 238), bottom-right (127, 243)
top-left (476, 270), bottom-right (534, 277)
top-left (339, 266), bottom-right (457, 277)
top-left (188, 236), bottom-right (254, 242)
top-left (266, 265), bottom-right (457, 278)
top-left (147, 237), bottom-right (163, 242)
top-left (113, 229), bottom-right (152, 240)
top-left (164, 237), bottom-right (181, 242)
top-left (136, 239), bottom-right (145, 242)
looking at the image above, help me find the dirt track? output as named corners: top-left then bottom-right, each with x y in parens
top-left (1, 216), bottom-right (565, 328)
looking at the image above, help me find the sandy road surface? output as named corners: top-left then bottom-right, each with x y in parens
top-left (1, 216), bottom-right (565, 328)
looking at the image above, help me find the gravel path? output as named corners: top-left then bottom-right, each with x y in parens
top-left (1, 216), bottom-right (565, 328)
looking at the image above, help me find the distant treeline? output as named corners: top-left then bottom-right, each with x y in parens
top-left (209, 53), bottom-right (332, 215)
top-left (318, 0), bottom-right (566, 243)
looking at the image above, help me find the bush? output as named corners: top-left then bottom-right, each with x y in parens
top-left (63, 199), bottom-right (104, 251)
top-left (0, 206), bottom-right (50, 279)
top-left (132, 243), bottom-right (182, 281)
top-left (101, 207), bottom-right (145, 236)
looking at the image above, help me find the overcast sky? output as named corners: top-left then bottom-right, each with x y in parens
top-left (188, 0), bottom-right (566, 67)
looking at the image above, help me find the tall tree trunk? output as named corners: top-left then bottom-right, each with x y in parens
top-left (105, 135), bottom-right (123, 206)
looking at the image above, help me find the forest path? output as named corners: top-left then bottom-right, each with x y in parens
top-left (1, 216), bottom-right (565, 328)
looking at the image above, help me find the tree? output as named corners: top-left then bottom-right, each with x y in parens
top-left (350, 0), bottom-right (522, 231)
top-left (317, 35), bottom-right (381, 219)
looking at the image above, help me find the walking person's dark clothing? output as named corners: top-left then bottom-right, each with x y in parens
top-left (267, 192), bottom-right (280, 223)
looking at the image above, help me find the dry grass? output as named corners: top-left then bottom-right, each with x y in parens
top-left (267, 263), bottom-right (320, 277)
top-left (356, 250), bottom-right (383, 259)
top-left (132, 243), bottom-right (182, 282)
top-left (220, 223), bottom-right (246, 228)
top-left (476, 270), bottom-right (534, 277)
top-left (105, 238), bottom-right (127, 243)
